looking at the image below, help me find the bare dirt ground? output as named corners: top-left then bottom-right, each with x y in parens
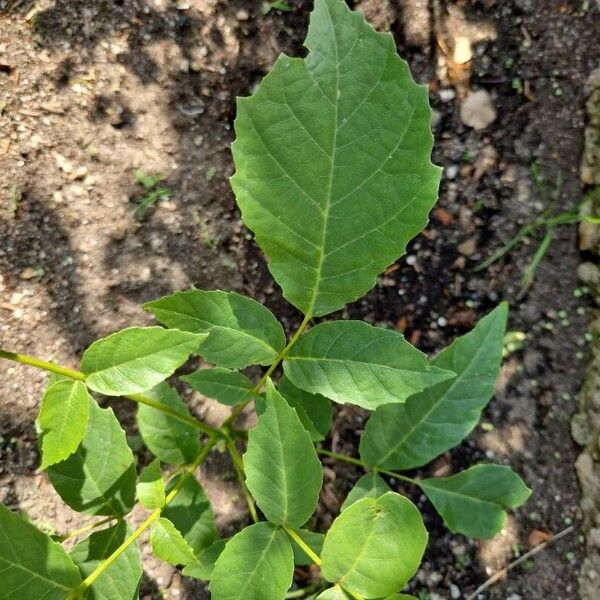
top-left (1, 1), bottom-right (599, 598)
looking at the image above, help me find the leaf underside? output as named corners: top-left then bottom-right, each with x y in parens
top-left (232, 0), bottom-right (441, 317)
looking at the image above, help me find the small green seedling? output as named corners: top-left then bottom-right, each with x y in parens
top-left (476, 166), bottom-right (600, 290)
top-left (0, 2), bottom-right (531, 599)
top-left (131, 168), bottom-right (172, 221)
top-left (262, 1), bottom-right (292, 15)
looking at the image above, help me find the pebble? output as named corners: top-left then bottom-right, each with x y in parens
top-left (449, 583), bottom-right (461, 599)
top-left (460, 90), bottom-right (497, 130)
top-left (445, 164), bottom-right (459, 180)
top-left (19, 267), bottom-right (37, 280)
top-left (439, 88), bottom-right (456, 102)
top-left (578, 262), bottom-right (600, 285)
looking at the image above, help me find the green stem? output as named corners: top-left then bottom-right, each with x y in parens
top-left (283, 529), bottom-right (364, 600)
top-left (127, 393), bottom-right (218, 438)
top-left (283, 526), bottom-right (321, 566)
top-left (223, 313), bottom-right (312, 428)
top-left (66, 440), bottom-right (217, 599)
top-left (54, 516), bottom-right (118, 543)
top-left (316, 448), bottom-right (417, 485)
top-left (225, 435), bottom-right (259, 523)
top-left (0, 347), bottom-right (222, 439)
top-left (0, 348), bottom-right (85, 381)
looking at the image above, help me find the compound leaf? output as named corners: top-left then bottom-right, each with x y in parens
top-left (82, 326), bottom-right (207, 396)
top-left (47, 398), bottom-right (136, 516)
top-left (278, 375), bottom-right (332, 442)
top-left (360, 303), bottom-right (508, 470)
top-left (151, 517), bottom-right (196, 566)
top-left (244, 380), bottom-right (322, 527)
top-left (136, 382), bottom-right (201, 465)
top-left (145, 290), bottom-right (285, 368)
top-left (0, 504), bottom-right (82, 600)
top-left (321, 492), bottom-right (427, 598)
top-left (137, 459), bottom-right (165, 509)
top-left (210, 522), bottom-right (293, 600)
top-left (70, 521), bottom-right (142, 600)
top-left (284, 321), bottom-right (453, 410)
top-left (419, 464), bottom-right (531, 539)
top-left (182, 368), bottom-right (254, 406)
top-left (182, 538), bottom-right (227, 581)
top-left (162, 475), bottom-right (217, 554)
top-left (340, 472), bottom-right (391, 511)
top-left (231, 0), bottom-right (440, 317)
top-left (38, 380), bottom-right (90, 470)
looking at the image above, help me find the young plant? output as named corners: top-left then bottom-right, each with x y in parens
top-left (0, 1), bottom-right (531, 599)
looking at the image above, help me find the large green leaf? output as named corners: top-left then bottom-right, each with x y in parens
top-left (340, 472), bottom-right (391, 511)
top-left (81, 326), bottom-right (206, 395)
top-left (145, 290), bottom-right (285, 368)
top-left (136, 382), bottom-right (201, 465)
top-left (137, 459), bottom-right (165, 509)
top-left (284, 321), bottom-right (453, 410)
top-left (182, 367), bottom-right (254, 406)
top-left (278, 375), bottom-right (332, 442)
top-left (231, 0), bottom-right (440, 317)
top-left (47, 398), bottom-right (136, 516)
top-left (38, 380), bottom-right (90, 470)
top-left (244, 380), bottom-right (322, 527)
top-left (210, 522), bottom-right (294, 600)
top-left (0, 504), bottom-right (82, 600)
top-left (162, 474), bottom-right (217, 554)
top-left (360, 304), bottom-right (508, 470)
top-left (419, 464), bottom-right (531, 539)
top-left (70, 522), bottom-right (142, 600)
top-left (182, 538), bottom-right (227, 581)
top-left (321, 492), bottom-right (427, 599)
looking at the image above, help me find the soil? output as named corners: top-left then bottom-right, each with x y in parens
top-left (1, 1), bottom-right (599, 599)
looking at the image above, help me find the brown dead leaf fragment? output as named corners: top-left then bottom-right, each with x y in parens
top-left (528, 529), bottom-right (553, 548)
top-left (434, 207), bottom-right (455, 226)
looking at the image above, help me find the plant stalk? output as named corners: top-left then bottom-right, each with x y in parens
top-left (53, 515), bottom-right (118, 543)
top-left (316, 448), bottom-right (417, 485)
top-left (223, 313), bottom-right (312, 428)
top-left (66, 440), bottom-right (217, 599)
top-left (283, 526), bottom-right (322, 566)
top-left (0, 347), bottom-right (221, 438)
top-left (224, 435), bottom-right (259, 523)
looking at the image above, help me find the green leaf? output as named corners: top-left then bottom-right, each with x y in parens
top-left (182, 538), bottom-right (227, 580)
top-left (47, 398), bottom-right (136, 516)
top-left (151, 517), bottom-right (196, 566)
top-left (0, 504), bottom-right (82, 599)
top-left (383, 596), bottom-right (418, 600)
top-left (81, 326), bottom-right (207, 396)
top-left (278, 375), bottom-right (332, 442)
top-left (145, 290), bottom-right (285, 368)
top-left (137, 459), bottom-right (165, 509)
top-left (136, 382), bottom-right (201, 465)
top-left (316, 587), bottom-right (352, 600)
top-left (37, 380), bottom-right (90, 470)
top-left (231, 0), bottom-right (440, 317)
top-left (321, 492), bottom-right (427, 598)
top-left (244, 380), bottom-right (323, 527)
top-left (162, 475), bottom-right (217, 554)
top-left (210, 522), bottom-right (294, 600)
top-left (284, 321), bottom-right (453, 410)
top-left (182, 368), bottom-right (254, 406)
top-left (70, 521), bottom-right (142, 600)
top-left (419, 464), bottom-right (531, 539)
top-left (290, 529), bottom-right (325, 565)
top-left (340, 472), bottom-right (391, 511)
top-left (360, 303), bottom-right (508, 470)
